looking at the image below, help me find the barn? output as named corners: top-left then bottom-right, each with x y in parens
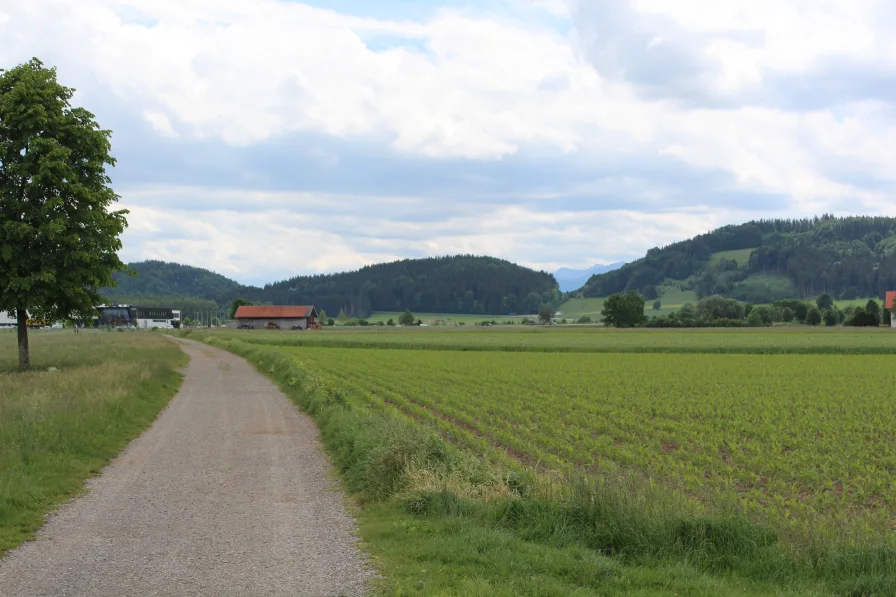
top-left (887, 292), bottom-right (896, 328)
top-left (234, 305), bottom-right (320, 330)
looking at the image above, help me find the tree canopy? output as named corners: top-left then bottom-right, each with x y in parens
top-left (230, 298), bottom-right (254, 319)
top-left (601, 292), bottom-right (647, 328)
top-left (398, 309), bottom-right (416, 326)
top-left (0, 59), bottom-right (128, 370)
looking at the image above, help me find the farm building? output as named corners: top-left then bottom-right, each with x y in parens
top-left (887, 292), bottom-right (896, 328)
top-left (234, 305), bottom-right (320, 330)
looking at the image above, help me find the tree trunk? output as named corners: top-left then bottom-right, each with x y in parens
top-left (17, 309), bottom-right (30, 372)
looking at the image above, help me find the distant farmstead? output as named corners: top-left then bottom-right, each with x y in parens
top-left (887, 292), bottom-right (896, 328)
top-left (234, 305), bottom-right (320, 330)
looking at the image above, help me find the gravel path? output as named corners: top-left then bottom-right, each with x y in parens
top-left (0, 338), bottom-right (373, 596)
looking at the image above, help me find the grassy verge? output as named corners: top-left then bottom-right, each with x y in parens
top-left (183, 331), bottom-right (894, 596)
top-left (0, 330), bottom-right (186, 555)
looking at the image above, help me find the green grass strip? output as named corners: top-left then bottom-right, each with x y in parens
top-left (0, 331), bottom-right (186, 555)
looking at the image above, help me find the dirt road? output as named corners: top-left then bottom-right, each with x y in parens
top-left (0, 338), bottom-right (373, 596)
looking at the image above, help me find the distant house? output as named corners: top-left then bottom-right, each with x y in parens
top-left (234, 305), bottom-right (320, 330)
top-left (887, 292), bottom-right (896, 328)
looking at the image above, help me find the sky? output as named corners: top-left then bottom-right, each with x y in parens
top-left (2, 0), bottom-right (895, 285)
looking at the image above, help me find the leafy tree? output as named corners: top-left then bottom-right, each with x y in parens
top-left (793, 303), bottom-right (809, 322)
top-left (816, 292), bottom-right (833, 311)
top-left (652, 300), bottom-right (662, 311)
top-left (230, 297), bottom-right (253, 319)
top-left (806, 307), bottom-right (822, 326)
top-left (0, 59), bottom-right (129, 370)
top-left (387, 318), bottom-right (395, 326)
top-left (416, 319), bottom-right (423, 326)
top-left (601, 291), bottom-right (647, 328)
top-left (337, 308), bottom-right (348, 322)
top-left (696, 295), bottom-right (745, 320)
top-left (823, 309), bottom-right (839, 327)
top-left (865, 299), bottom-right (881, 323)
top-left (641, 285), bottom-right (659, 300)
top-left (747, 309), bottom-right (770, 327)
top-left (744, 304), bottom-right (753, 317)
top-left (781, 307), bottom-right (794, 322)
top-left (327, 318), bottom-right (335, 326)
top-left (847, 307), bottom-right (879, 327)
top-left (748, 305), bottom-right (775, 326)
top-left (883, 308), bottom-right (892, 327)
top-left (398, 308), bottom-right (416, 326)
top-left (577, 316), bottom-right (592, 324)
top-left (538, 304), bottom-right (554, 323)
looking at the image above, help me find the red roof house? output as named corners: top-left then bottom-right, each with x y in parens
top-left (234, 305), bottom-right (319, 330)
top-left (887, 291), bottom-right (896, 311)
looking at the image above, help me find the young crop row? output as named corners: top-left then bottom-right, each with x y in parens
top-left (275, 345), bottom-right (896, 545)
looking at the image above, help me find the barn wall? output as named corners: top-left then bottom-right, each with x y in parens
top-left (237, 317), bottom-right (309, 330)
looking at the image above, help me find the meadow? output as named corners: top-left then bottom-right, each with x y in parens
top-left (0, 330), bottom-right (185, 555)
top-left (233, 325), bottom-right (896, 354)
top-left (188, 326), bottom-right (896, 596)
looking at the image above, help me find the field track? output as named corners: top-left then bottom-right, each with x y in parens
top-left (0, 338), bottom-right (371, 597)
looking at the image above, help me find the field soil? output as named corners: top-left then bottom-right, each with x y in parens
top-left (0, 338), bottom-right (372, 597)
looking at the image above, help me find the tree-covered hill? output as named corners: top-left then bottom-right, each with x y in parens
top-left (103, 256), bottom-right (559, 317)
top-left (242, 255), bottom-right (560, 317)
top-left (580, 216), bottom-right (896, 303)
top-left (105, 261), bottom-right (246, 303)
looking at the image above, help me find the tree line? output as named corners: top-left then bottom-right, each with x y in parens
top-left (601, 291), bottom-right (893, 328)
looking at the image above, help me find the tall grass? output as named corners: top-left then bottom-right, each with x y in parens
top-left (188, 331), bottom-right (894, 596)
top-left (0, 331), bottom-right (185, 554)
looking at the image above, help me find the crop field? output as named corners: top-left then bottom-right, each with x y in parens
top-left (270, 343), bottom-right (896, 542)
top-left (190, 326), bottom-right (896, 594)
top-left (234, 325), bottom-right (896, 354)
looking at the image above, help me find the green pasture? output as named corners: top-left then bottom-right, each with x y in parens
top-left (224, 325), bottom-right (896, 354)
top-left (709, 247), bottom-right (756, 269)
top-left (0, 330), bottom-right (185, 555)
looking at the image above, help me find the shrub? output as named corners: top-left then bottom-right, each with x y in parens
top-left (806, 307), bottom-right (822, 326)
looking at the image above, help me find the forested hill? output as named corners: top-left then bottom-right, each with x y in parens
top-left (103, 256), bottom-right (559, 317)
top-left (581, 216), bottom-right (896, 302)
top-left (243, 255), bottom-right (560, 317)
top-left (106, 261), bottom-right (245, 302)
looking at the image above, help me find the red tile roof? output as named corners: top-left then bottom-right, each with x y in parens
top-left (234, 306), bottom-right (316, 319)
top-left (886, 291), bottom-right (896, 310)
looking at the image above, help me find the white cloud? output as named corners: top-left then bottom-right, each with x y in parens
top-left (143, 110), bottom-right (177, 137)
top-left (118, 184), bottom-right (761, 284)
top-left (1, 0), bottom-right (895, 277)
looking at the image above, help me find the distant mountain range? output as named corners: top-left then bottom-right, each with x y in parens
top-left (553, 263), bottom-right (625, 292)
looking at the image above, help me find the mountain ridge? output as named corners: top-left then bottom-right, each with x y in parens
top-left (554, 262), bottom-right (625, 292)
top-left (581, 215), bottom-right (896, 303)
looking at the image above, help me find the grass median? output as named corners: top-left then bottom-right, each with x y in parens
top-left (0, 330), bottom-right (186, 555)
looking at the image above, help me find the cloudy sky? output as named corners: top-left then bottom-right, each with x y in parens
top-left (2, 0), bottom-right (895, 284)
